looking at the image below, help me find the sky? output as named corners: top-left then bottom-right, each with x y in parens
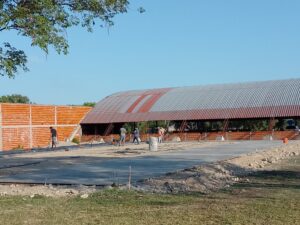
top-left (1, 0), bottom-right (300, 105)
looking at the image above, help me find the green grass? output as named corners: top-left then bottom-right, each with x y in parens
top-left (0, 157), bottom-right (299, 225)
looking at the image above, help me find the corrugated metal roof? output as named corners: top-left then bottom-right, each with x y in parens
top-left (81, 79), bottom-right (300, 124)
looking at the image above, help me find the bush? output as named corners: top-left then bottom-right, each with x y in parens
top-left (72, 137), bottom-right (80, 144)
top-left (12, 144), bottom-right (24, 150)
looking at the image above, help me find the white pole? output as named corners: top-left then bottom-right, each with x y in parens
top-left (128, 166), bottom-right (132, 190)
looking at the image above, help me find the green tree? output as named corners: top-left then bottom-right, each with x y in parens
top-left (83, 102), bottom-right (96, 107)
top-left (0, 94), bottom-right (30, 103)
top-left (0, 0), bottom-right (130, 78)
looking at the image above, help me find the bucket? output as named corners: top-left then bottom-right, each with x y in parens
top-left (283, 138), bottom-right (288, 144)
top-left (149, 137), bottom-right (158, 151)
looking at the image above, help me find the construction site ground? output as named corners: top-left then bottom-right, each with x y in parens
top-left (0, 145), bottom-right (299, 225)
top-left (0, 140), bottom-right (298, 197)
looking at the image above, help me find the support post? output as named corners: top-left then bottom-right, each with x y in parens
top-left (268, 117), bottom-right (275, 131)
top-left (128, 166), bottom-right (132, 190)
top-left (179, 120), bottom-right (187, 133)
top-left (223, 119), bottom-right (229, 132)
top-left (104, 123), bottom-right (114, 136)
top-left (94, 125), bottom-right (97, 137)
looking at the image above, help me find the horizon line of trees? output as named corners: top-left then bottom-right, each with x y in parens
top-left (0, 94), bottom-right (96, 107)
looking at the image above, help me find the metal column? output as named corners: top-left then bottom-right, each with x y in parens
top-left (104, 123), bottom-right (114, 136)
top-left (268, 117), bottom-right (275, 131)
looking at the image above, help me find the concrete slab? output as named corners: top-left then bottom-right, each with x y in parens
top-left (0, 141), bottom-right (284, 185)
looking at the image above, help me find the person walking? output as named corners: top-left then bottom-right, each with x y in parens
top-left (119, 126), bottom-right (127, 146)
top-left (49, 127), bottom-right (57, 149)
top-left (132, 127), bottom-right (140, 144)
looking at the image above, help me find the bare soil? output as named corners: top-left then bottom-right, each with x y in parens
top-left (136, 141), bottom-right (300, 193)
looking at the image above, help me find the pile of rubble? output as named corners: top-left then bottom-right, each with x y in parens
top-left (0, 184), bottom-right (97, 198)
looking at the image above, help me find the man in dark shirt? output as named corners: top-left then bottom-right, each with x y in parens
top-left (50, 127), bottom-right (57, 149)
top-left (132, 128), bottom-right (140, 144)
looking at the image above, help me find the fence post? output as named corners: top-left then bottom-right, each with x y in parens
top-left (128, 166), bottom-right (132, 190)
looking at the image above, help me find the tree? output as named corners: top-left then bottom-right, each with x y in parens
top-left (83, 102), bottom-right (96, 107)
top-left (0, 94), bottom-right (30, 103)
top-left (0, 0), bottom-right (129, 78)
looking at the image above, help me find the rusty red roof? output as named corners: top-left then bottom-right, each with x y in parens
top-left (81, 79), bottom-right (300, 124)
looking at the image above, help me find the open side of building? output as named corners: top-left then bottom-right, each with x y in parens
top-left (81, 79), bottom-right (300, 142)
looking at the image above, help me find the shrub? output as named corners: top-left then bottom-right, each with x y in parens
top-left (72, 137), bottom-right (80, 144)
top-left (12, 144), bottom-right (24, 150)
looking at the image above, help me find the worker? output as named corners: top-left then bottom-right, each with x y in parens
top-left (119, 126), bottom-right (127, 146)
top-left (133, 127), bottom-right (140, 144)
top-left (49, 127), bottom-right (57, 149)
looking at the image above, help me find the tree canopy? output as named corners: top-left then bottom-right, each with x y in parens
top-left (0, 94), bottom-right (30, 103)
top-left (83, 102), bottom-right (96, 107)
top-left (0, 0), bottom-right (130, 78)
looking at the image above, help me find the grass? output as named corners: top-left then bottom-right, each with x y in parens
top-left (0, 157), bottom-right (299, 225)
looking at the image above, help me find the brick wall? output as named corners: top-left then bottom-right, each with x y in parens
top-left (81, 130), bottom-right (299, 143)
top-left (0, 103), bottom-right (91, 151)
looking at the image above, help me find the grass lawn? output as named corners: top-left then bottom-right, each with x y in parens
top-left (0, 156), bottom-right (299, 225)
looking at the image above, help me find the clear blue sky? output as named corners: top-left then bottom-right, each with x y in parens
top-left (1, 0), bottom-right (300, 105)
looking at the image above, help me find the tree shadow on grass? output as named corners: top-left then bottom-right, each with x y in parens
top-left (234, 170), bottom-right (300, 190)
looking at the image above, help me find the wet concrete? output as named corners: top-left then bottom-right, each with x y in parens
top-left (0, 141), bottom-right (284, 185)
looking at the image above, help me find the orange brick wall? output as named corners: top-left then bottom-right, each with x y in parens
top-left (81, 130), bottom-right (299, 143)
top-left (2, 104), bottom-right (30, 126)
top-left (0, 103), bottom-right (91, 151)
top-left (32, 127), bottom-right (51, 148)
top-left (31, 106), bottom-right (55, 125)
top-left (57, 106), bottom-right (90, 124)
top-left (2, 128), bottom-right (30, 150)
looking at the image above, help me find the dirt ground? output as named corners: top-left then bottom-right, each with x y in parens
top-left (137, 141), bottom-right (300, 193)
top-left (7, 141), bottom-right (219, 159)
top-left (0, 141), bottom-right (299, 197)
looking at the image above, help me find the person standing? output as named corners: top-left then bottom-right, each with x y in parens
top-left (160, 127), bottom-right (165, 142)
top-left (49, 127), bottom-right (57, 149)
top-left (132, 128), bottom-right (140, 144)
top-left (158, 127), bottom-right (165, 143)
top-left (119, 126), bottom-right (127, 146)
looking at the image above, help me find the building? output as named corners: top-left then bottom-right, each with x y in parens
top-left (81, 79), bottom-right (300, 141)
top-left (0, 104), bottom-right (91, 151)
